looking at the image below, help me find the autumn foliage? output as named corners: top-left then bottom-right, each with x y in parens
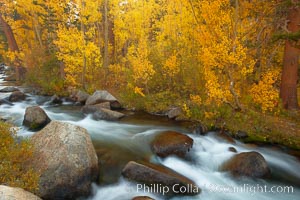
top-left (0, 0), bottom-right (298, 117)
top-left (0, 121), bottom-right (39, 193)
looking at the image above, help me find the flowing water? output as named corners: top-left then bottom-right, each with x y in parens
top-left (1, 68), bottom-right (300, 200)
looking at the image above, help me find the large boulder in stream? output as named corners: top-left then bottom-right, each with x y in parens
top-left (30, 121), bottom-right (99, 200)
top-left (151, 131), bottom-right (193, 158)
top-left (86, 90), bottom-right (121, 109)
top-left (0, 185), bottom-right (41, 200)
top-left (0, 86), bottom-right (19, 93)
top-left (93, 108), bottom-right (125, 121)
top-left (23, 106), bottom-right (51, 130)
top-left (82, 101), bottom-right (124, 121)
top-left (122, 161), bottom-right (200, 196)
top-left (81, 102), bottom-right (111, 114)
top-left (8, 91), bottom-right (26, 102)
top-left (221, 151), bottom-right (270, 178)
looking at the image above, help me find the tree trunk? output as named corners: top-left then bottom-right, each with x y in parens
top-left (80, 0), bottom-right (87, 90)
top-left (0, 14), bottom-right (19, 52)
top-left (103, 0), bottom-right (109, 69)
top-left (280, 7), bottom-right (300, 110)
top-left (0, 14), bottom-right (25, 81)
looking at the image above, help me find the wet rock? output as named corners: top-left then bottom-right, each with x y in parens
top-left (0, 63), bottom-right (5, 71)
top-left (0, 185), bottom-right (41, 200)
top-left (0, 98), bottom-right (13, 105)
top-left (166, 107), bottom-right (182, 119)
top-left (92, 108), bottom-right (125, 121)
top-left (30, 121), bottom-right (98, 200)
top-left (0, 117), bottom-right (6, 122)
top-left (8, 91), bottom-right (26, 102)
top-left (151, 131), bottom-right (193, 158)
top-left (75, 90), bottom-right (90, 104)
top-left (132, 196), bottom-right (155, 200)
top-left (213, 131), bottom-right (236, 144)
top-left (110, 100), bottom-right (122, 110)
top-left (23, 106), bottom-right (51, 130)
top-left (35, 96), bottom-right (51, 105)
top-left (122, 161), bottom-right (200, 196)
top-left (86, 90), bottom-right (118, 105)
top-left (0, 86), bottom-right (19, 92)
top-left (221, 151), bottom-right (270, 178)
top-left (188, 122), bottom-right (208, 135)
top-left (228, 147), bottom-right (237, 153)
top-left (50, 94), bottom-right (62, 104)
top-left (81, 102), bottom-right (111, 114)
top-left (235, 130), bottom-right (249, 139)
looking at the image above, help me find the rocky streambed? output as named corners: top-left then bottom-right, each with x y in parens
top-left (1, 65), bottom-right (300, 200)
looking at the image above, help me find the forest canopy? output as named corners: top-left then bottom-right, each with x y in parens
top-left (0, 0), bottom-right (299, 123)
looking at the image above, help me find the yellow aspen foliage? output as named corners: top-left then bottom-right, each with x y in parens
top-left (127, 39), bottom-right (155, 93)
top-left (190, 94), bottom-right (202, 106)
top-left (107, 64), bottom-right (127, 88)
top-left (162, 53), bottom-right (180, 78)
top-left (54, 25), bottom-right (101, 87)
top-left (196, 0), bottom-right (256, 109)
top-left (204, 111), bottom-right (219, 120)
top-left (134, 86), bottom-right (145, 97)
top-left (250, 69), bottom-right (281, 113)
top-left (110, 0), bottom-right (158, 54)
top-left (182, 103), bottom-right (191, 118)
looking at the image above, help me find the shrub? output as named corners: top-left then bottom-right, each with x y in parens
top-left (0, 121), bottom-right (39, 193)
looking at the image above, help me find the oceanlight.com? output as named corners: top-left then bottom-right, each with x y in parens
top-left (134, 183), bottom-right (294, 196)
top-left (205, 183), bottom-right (294, 195)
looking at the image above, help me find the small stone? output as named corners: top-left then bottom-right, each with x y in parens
top-left (228, 147), bottom-right (237, 153)
top-left (235, 130), bottom-right (249, 139)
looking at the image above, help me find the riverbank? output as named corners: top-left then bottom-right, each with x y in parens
top-left (117, 93), bottom-right (300, 151)
top-left (21, 82), bottom-right (300, 151)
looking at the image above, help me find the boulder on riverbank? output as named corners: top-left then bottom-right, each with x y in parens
top-left (86, 90), bottom-right (117, 105)
top-left (86, 90), bottom-right (121, 109)
top-left (9, 91), bottom-right (26, 102)
top-left (0, 185), bottom-right (41, 200)
top-left (23, 106), bottom-right (51, 130)
top-left (0, 86), bottom-right (19, 93)
top-left (220, 151), bottom-right (270, 178)
top-left (75, 90), bottom-right (90, 104)
top-left (122, 161), bottom-right (200, 196)
top-left (166, 107), bottom-right (182, 119)
top-left (151, 131), bottom-right (193, 158)
top-left (235, 130), bottom-right (249, 139)
top-left (30, 121), bottom-right (99, 199)
top-left (50, 94), bottom-right (62, 105)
